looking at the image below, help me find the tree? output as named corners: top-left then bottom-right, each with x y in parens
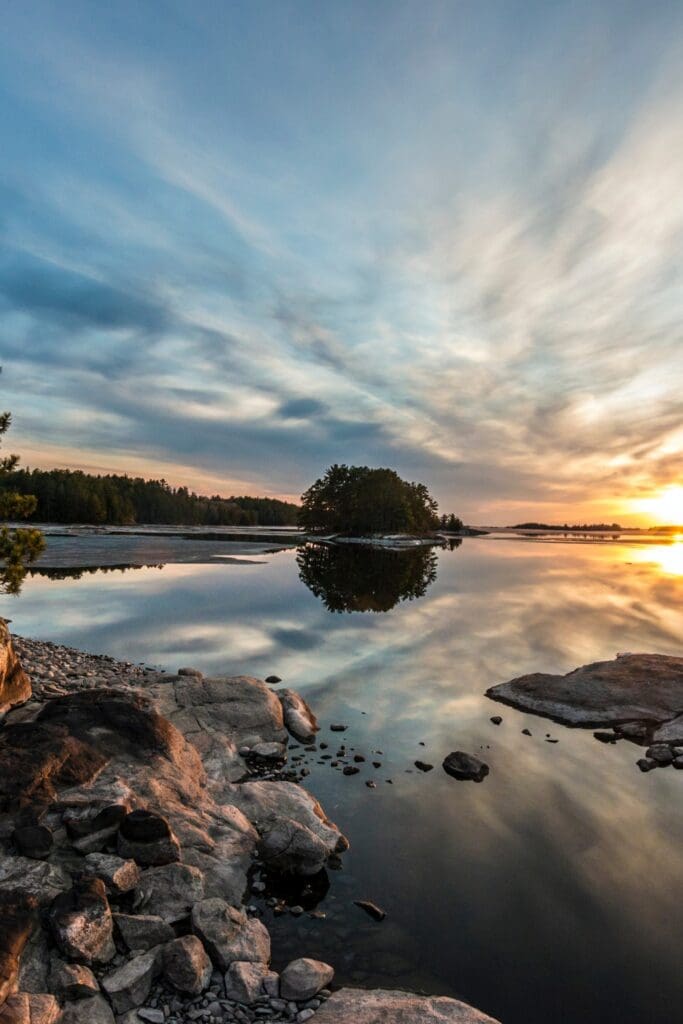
top-left (299, 464), bottom-right (440, 535)
top-left (0, 411), bottom-right (44, 594)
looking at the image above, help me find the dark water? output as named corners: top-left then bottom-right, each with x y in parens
top-left (4, 536), bottom-right (683, 1024)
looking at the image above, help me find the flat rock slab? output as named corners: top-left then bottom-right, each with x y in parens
top-left (310, 988), bottom-right (500, 1023)
top-left (487, 653), bottom-right (683, 727)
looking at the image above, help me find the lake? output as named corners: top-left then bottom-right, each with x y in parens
top-left (3, 533), bottom-right (683, 1024)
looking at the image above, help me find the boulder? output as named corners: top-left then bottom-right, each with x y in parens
top-left (0, 993), bottom-right (60, 1024)
top-left (0, 895), bottom-right (36, 1007)
top-left (48, 877), bottom-right (115, 965)
top-left (651, 714), bottom-right (683, 745)
top-left (249, 742), bottom-right (287, 762)
top-left (224, 961), bottom-right (270, 1004)
top-left (101, 947), bottom-right (161, 1014)
top-left (487, 653), bottom-right (683, 727)
top-left (0, 721), bottom-right (105, 810)
top-left (279, 958), bottom-right (334, 1001)
top-left (133, 863), bottom-right (204, 923)
top-left (442, 752), bottom-right (489, 782)
top-left (113, 914), bottom-right (175, 952)
top-left (310, 988), bottom-right (501, 1023)
top-left (276, 690), bottom-right (318, 743)
top-left (191, 898), bottom-right (270, 970)
top-left (0, 621), bottom-right (31, 717)
top-left (48, 958), bottom-right (99, 1000)
top-left (228, 781), bottom-right (347, 876)
top-left (59, 994), bottom-right (115, 1024)
top-left (161, 936), bottom-right (212, 995)
top-left (117, 810), bottom-right (181, 866)
top-left (84, 854), bottom-right (140, 895)
top-left (12, 825), bottom-right (52, 861)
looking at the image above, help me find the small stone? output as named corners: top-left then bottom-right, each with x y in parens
top-left (353, 900), bottom-right (386, 921)
top-left (637, 758), bottom-right (657, 772)
top-left (342, 766), bottom-right (359, 776)
top-left (414, 761), bottom-right (433, 772)
top-left (442, 751), bottom-right (489, 782)
top-left (329, 725), bottom-right (347, 732)
top-left (490, 716), bottom-right (502, 725)
top-left (366, 781), bottom-right (376, 789)
top-left (265, 676), bottom-right (281, 684)
top-left (646, 744), bottom-right (674, 765)
top-left (353, 755), bottom-right (365, 763)
top-left (522, 728), bottom-right (532, 736)
top-left (118, 810), bottom-right (181, 867)
top-left (137, 1010), bottom-right (165, 1024)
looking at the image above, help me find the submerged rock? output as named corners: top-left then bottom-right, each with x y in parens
top-left (308, 988), bottom-right (500, 1023)
top-left (353, 900), bottom-right (386, 921)
top-left (442, 752), bottom-right (489, 782)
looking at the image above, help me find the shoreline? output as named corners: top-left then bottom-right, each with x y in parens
top-left (0, 628), bottom-right (499, 1024)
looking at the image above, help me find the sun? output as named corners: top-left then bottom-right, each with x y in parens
top-left (634, 485), bottom-right (683, 525)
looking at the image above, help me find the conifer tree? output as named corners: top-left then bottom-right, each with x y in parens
top-left (0, 409), bottom-right (44, 594)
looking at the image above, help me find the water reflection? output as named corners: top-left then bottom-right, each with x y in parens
top-left (296, 542), bottom-right (441, 612)
top-left (3, 539), bottom-right (683, 1024)
top-left (635, 538), bottom-right (683, 576)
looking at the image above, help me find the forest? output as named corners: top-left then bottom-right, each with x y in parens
top-left (1, 468), bottom-right (300, 526)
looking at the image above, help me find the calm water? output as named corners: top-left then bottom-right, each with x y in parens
top-left (4, 536), bottom-right (683, 1024)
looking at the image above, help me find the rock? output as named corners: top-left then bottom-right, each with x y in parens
top-left (250, 742), bottom-right (287, 762)
top-left (136, 1009), bottom-right (164, 1024)
top-left (12, 825), bottom-right (52, 860)
top-left (280, 959), bottom-right (334, 1001)
top-left (48, 877), bottom-right (115, 965)
top-left (310, 988), bottom-right (500, 1023)
top-left (488, 653), bottom-right (683, 727)
top-left (0, 720), bottom-right (105, 810)
top-left (0, 621), bottom-right (31, 716)
top-left (615, 721), bottom-right (650, 740)
top-left (133, 863), bottom-right (204, 923)
top-left (178, 668), bottom-right (203, 678)
top-left (59, 993), bottom-right (116, 1024)
top-left (101, 947), bottom-right (161, 1013)
top-left (353, 900), bottom-right (385, 921)
top-left (414, 761), bottom-right (433, 772)
top-left (490, 716), bottom-right (502, 725)
top-left (442, 752), bottom-right (489, 782)
top-left (191, 899), bottom-right (270, 970)
top-left (637, 758), bottom-right (657, 772)
top-left (84, 854), bottom-right (140, 894)
top-left (228, 780), bottom-right (347, 876)
top-left (342, 766), bottom-right (359, 776)
top-left (265, 676), bottom-right (281, 684)
top-left (0, 895), bottom-right (36, 1007)
top-left (224, 961), bottom-right (270, 1003)
top-left (162, 936), bottom-right (212, 995)
top-left (651, 714), bottom-right (683, 745)
top-left (0, 859), bottom-right (69, 907)
top-left (137, 1009), bottom-right (164, 1023)
top-left (117, 810), bottom-right (181, 867)
top-left (262, 970), bottom-right (279, 996)
top-left (48, 958), bottom-right (99, 999)
top-left (277, 690), bottom-right (318, 743)
top-left (0, 993), bottom-right (60, 1024)
top-left (329, 725), bottom-right (347, 732)
top-left (646, 744), bottom-right (674, 765)
top-left (113, 914), bottom-right (175, 952)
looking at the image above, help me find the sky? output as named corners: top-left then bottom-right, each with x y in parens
top-left (1, 0), bottom-right (682, 525)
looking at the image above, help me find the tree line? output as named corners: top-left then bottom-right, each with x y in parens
top-left (1, 468), bottom-right (300, 527)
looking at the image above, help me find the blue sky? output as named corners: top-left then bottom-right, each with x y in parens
top-left (1, 0), bottom-right (682, 523)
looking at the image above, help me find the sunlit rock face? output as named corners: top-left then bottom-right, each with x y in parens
top-left (310, 987), bottom-right (501, 1023)
top-left (488, 653), bottom-right (683, 727)
top-left (0, 620), bottom-right (31, 716)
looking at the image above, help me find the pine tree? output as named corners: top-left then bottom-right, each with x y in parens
top-left (0, 410), bottom-right (44, 594)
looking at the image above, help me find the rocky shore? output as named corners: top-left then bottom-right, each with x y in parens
top-left (0, 622), bottom-right (499, 1024)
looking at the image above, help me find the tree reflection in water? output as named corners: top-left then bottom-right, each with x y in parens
top-left (296, 542), bottom-right (454, 613)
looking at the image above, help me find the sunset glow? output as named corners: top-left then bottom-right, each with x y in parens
top-left (632, 486), bottom-right (683, 526)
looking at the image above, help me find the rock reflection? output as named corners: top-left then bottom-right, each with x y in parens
top-left (296, 542), bottom-right (441, 613)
